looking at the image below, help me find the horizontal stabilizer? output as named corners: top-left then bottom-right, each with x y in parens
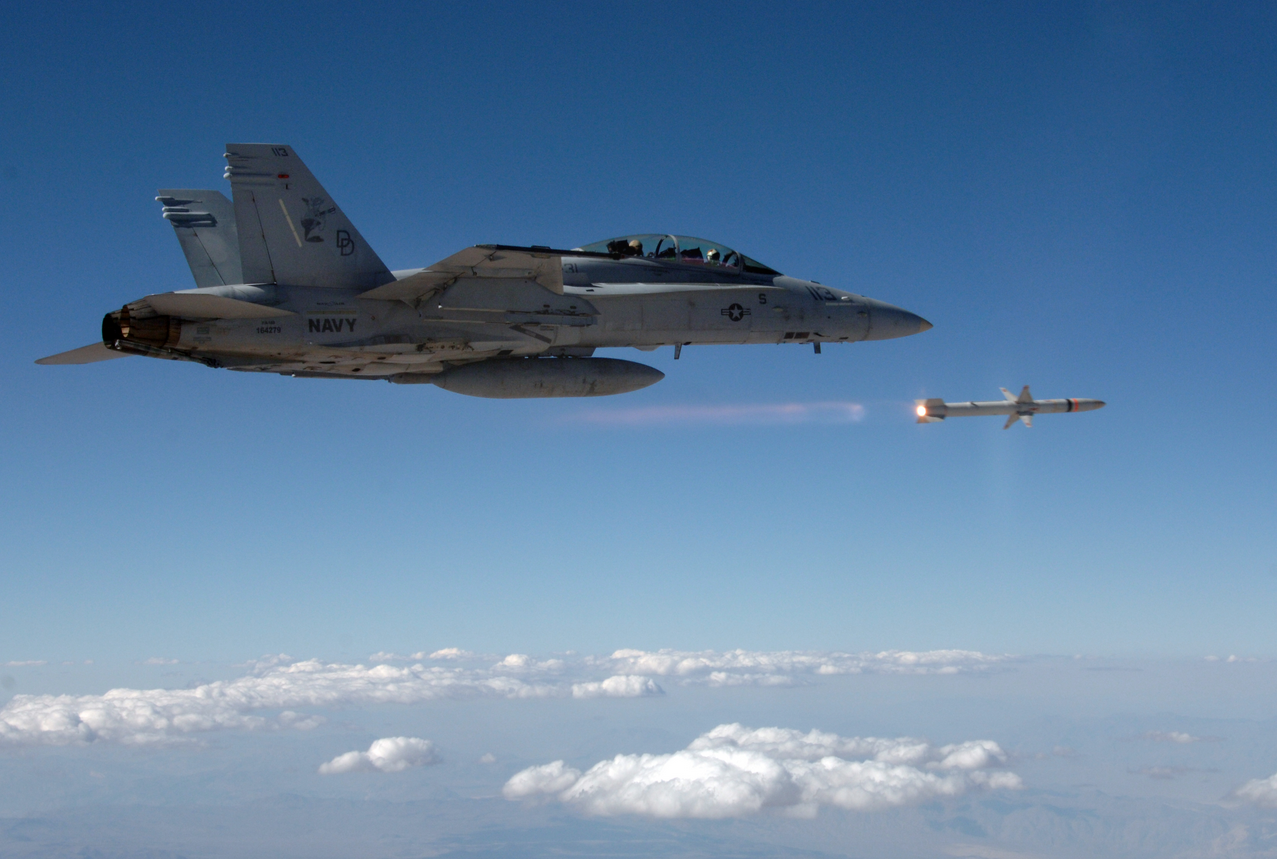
top-left (143, 291), bottom-right (295, 319)
top-left (36, 343), bottom-right (131, 365)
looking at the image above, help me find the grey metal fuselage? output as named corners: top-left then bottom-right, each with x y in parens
top-left (120, 256), bottom-right (927, 381)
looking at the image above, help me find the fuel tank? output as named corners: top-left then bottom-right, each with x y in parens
top-left (423, 357), bottom-right (664, 398)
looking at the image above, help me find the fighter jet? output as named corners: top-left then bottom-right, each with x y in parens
top-left (37, 144), bottom-right (932, 398)
top-left (916, 386), bottom-right (1106, 429)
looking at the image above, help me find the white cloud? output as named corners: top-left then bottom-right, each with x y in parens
top-left (428, 648), bottom-right (474, 660)
top-left (572, 676), bottom-right (663, 699)
top-left (594, 649), bottom-right (1005, 686)
top-left (1143, 731), bottom-right (1205, 744)
top-left (318, 737), bottom-right (438, 774)
top-left (3, 661), bottom-right (46, 667)
top-left (370, 647), bottom-right (1002, 686)
top-left (370, 648), bottom-right (480, 663)
top-left (369, 649), bottom-right (480, 663)
top-left (504, 723), bottom-right (1022, 819)
top-left (0, 648), bottom-right (1002, 748)
top-left (1236, 773), bottom-right (1277, 806)
top-left (0, 654), bottom-right (660, 747)
top-left (142, 658), bottom-right (179, 666)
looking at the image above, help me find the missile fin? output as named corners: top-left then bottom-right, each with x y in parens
top-left (1021, 414), bottom-right (1033, 428)
top-left (1003, 414), bottom-right (1018, 430)
top-left (1000, 387), bottom-right (1017, 402)
top-left (1016, 385), bottom-right (1033, 403)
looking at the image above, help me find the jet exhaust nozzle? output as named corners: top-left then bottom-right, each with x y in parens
top-left (103, 307), bottom-right (181, 350)
top-left (416, 357), bottom-right (665, 398)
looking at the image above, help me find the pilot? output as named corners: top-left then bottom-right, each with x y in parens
top-left (706, 248), bottom-right (721, 265)
top-left (627, 239), bottom-right (643, 256)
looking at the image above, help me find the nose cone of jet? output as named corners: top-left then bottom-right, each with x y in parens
top-left (863, 299), bottom-right (933, 341)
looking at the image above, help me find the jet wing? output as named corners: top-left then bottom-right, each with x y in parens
top-left (37, 343), bottom-right (131, 365)
top-left (360, 244), bottom-right (568, 302)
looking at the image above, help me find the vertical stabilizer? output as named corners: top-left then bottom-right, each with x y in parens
top-left (156, 190), bottom-right (243, 287)
top-left (223, 144), bottom-right (393, 289)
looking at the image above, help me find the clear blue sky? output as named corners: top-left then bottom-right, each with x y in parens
top-left (2, 1), bottom-right (1275, 665)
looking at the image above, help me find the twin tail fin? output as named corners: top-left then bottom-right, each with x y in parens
top-left (156, 190), bottom-right (242, 288)
top-left (222, 144), bottom-right (393, 289)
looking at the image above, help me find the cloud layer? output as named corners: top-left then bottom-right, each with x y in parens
top-left (0, 656), bottom-right (659, 747)
top-left (319, 737), bottom-right (438, 774)
top-left (595, 648), bottom-right (1005, 687)
top-left (504, 723), bottom-right (1022, 818)
top-left (0, 648), bottom-right (1002, 747)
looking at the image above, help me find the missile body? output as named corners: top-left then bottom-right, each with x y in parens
top-left (916, 386), bottom-right (1105, 429)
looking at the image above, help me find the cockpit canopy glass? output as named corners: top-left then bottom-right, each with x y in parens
top-left (574, 234), bottom-right (780, 275)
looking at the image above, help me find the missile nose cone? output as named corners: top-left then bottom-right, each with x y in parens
top-left (918, 317), bottom-right (933, 333)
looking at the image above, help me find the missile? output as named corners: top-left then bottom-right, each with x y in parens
top-left (916, 385), bottom-right (1105, 429)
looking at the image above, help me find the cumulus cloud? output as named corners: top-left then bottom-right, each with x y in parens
top-left (504, 723), bottom-right (1022, 819)
top-left (0, 654), bottom-right (662, 747)
top-left (572, 676), bottom-right (663, 699)
top-left (3, 661), bottom-right (46, 667)
top-left (318, 737), bottom-right (438, 774)
top-left (1236, 773), bottom-right (1277, 806)
top-left (429, 648), bottom-right (475, 660)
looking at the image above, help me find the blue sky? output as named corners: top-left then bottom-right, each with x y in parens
top-left (4, 1), bottom-right (1273, 661)
top-left (2, 3), bottom-right (1276, 855)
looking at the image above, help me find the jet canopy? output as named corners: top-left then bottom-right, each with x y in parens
top-left (575, 234), bottom-right (780, 275)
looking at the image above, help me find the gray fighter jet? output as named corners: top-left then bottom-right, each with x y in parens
top-left (37, 144), bottom-right (932, 397)
top-left (916, 386), bottom-right (1106, 429)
